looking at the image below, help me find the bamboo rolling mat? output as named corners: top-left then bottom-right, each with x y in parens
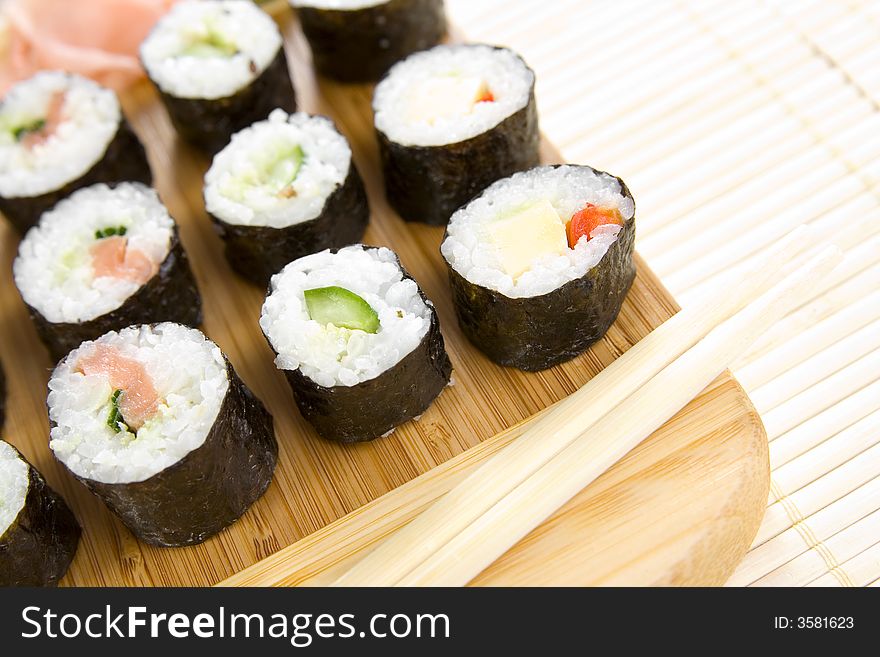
top-left (446, 0), bottom-right (880, 586)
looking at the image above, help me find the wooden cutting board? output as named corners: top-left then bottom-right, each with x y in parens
top-left (0, 11), bottom-right (768, 586)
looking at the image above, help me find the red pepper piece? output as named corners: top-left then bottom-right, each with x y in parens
top-left (566, 203), bottom-right (623, 248)
top-left (477, 88), bottom-right (495, 103)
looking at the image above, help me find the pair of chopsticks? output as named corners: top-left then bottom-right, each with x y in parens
top-left (329, 226), bottom-right (842, 586)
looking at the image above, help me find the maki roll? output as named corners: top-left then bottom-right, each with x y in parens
top-left (141, 0), bottom-right (297, 155)
top-left (0, 71), bottom-right (151, 234)
top-left (292, 0), bottom-right (447, 83)
top-left (261, 245), bottom-right (451, 442)
top-left (373, 43), bottom-right (539, 226)
top-left (205, 110), bottom-right (369, 286)
top-left (48, 323), bottom-right (277, 547)
top-left (0, 440), bottom-right (81, 587)
top-left (441, 165), bottom-right (636, 371)
top-left (14, 183), bottom-right (202, 363)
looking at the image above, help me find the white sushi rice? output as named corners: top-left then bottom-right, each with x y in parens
top-left (141, 0), bottom-right (282, 100)
top-left (0, 441), bottom-right (29, 537)
top-left (373, 44), bottom-right (533, 147)
top-left (261, 245), bottom-right (430, 387)
top-left (14, 183), bottom-right (174, 324)
top-left (441, 165), bottom-right (635, 299)
top-left (48, 324), bottom-right (229, 484)
top-left (0, 71), bottom-right (121, 198)
top-left (204, 110), bottom-right (350, 228)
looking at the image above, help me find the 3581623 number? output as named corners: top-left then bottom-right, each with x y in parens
top-left (797, 617), bottom-right (854, 629)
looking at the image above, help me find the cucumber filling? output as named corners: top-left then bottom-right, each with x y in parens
top-left (107, 389), bottom-right (129, 434)
top-left (179, 25), bottom-right (240, 58)
top-left (268, 145), bottom-right (304, 197)
top-left (12, 118), bottom-right (46, 142)
top-left (224, 144), bottom-right (305, 201)
top-left (304, 286), bottom-right (380, 334)
top-left (95, 225), bottom-right (128, 239)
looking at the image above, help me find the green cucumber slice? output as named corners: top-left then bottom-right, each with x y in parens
top-left (267, 145), bottom-right (304, 190)
top-left (304, 286), bottom-right (380, 334)
top-left (107, 389), bottom-right (128, 433)
top-left (12, 118), bottom-right (46, 142)
top-left (95, 225), bottom-right (127, 239)
top-left (180, 30), bottom-right (239, 58)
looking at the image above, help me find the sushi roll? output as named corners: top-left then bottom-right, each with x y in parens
top-left (14, 183), bottom-right (202, 363)
top-left (440, 165), bottom-right (636, 371)
top-left (141, 0), bottom-right (297, 155)
top-left (261, 245), bottom-right (452, 442)
top-left (0, 71), bottom-right (151, 235)
top-left (48, 323), bottom-right (277, 547)
top-left (292, 0), bottom-right (447, 83)
top-left (0, 441), bottom-right (81, 587)
top-left (373, 43), bottom-right (539, 226)
top-left (205, 110), bottom-right (369, 286)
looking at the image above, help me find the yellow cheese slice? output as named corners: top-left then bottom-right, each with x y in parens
top-left (489, 199), bottom-right (568, 279)
top-left (406, 75), bottom-right (488, 124)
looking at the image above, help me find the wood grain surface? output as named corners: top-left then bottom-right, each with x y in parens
top-left (0, 11), bottom-right (768, 586)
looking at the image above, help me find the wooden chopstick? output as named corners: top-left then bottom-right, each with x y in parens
top-left (392, 247), bottom-right (843, 586)
top-left (331, 227), bottom-right (822, 586)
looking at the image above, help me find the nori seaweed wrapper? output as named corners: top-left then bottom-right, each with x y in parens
top-left (22, 228), bottom-right (203, 363)
top-left (297, 0), bottom-right (446, 83)
top-left (55, 359), bottom-right (277, 547)
top-left (0, 443), bottom-right (81, 587)
top-left (156, 48), bottom-right (296, 156)
top-left (444, 166), bottom-right (637, 371)
top-left (0, 119), bottom-right (151, 235)
top-left (376, 52), bottom-right (540, 226)
top-left (210, 163), bottom-right (370, 287)
top-left (266, 249), bottom-right (452, 443)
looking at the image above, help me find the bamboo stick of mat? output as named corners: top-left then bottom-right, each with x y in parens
top-left (342, 246), bottom-right (842, 586)
top-left (328, 228), bottom-right (820, 586)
